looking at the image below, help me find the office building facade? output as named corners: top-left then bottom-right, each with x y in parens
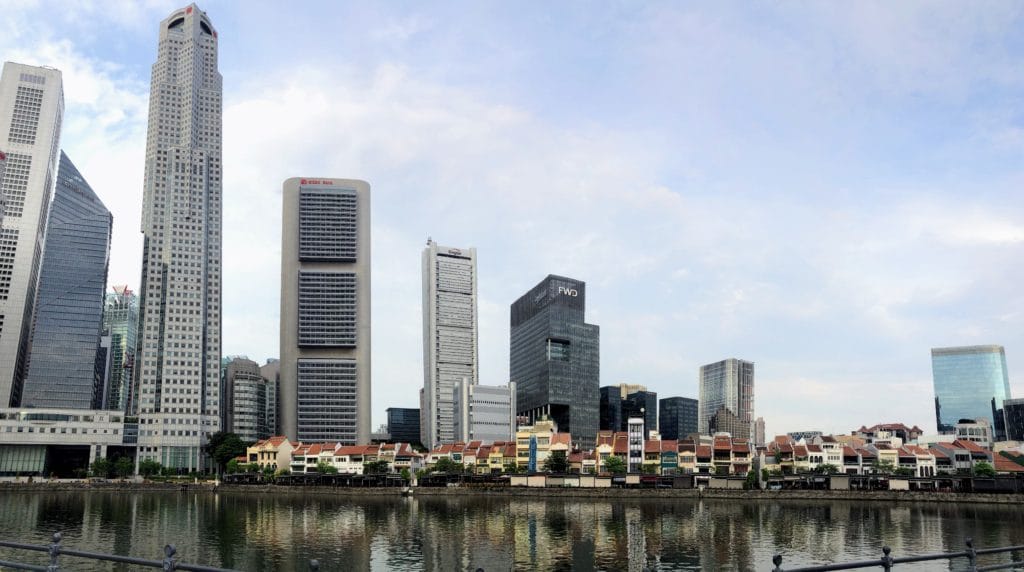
top-left (510, 275), bottom-right (599, 450)
top-left (22, 152), bottom-right (111, 409)
top-left (753, 417), bottom-right (766, 446)
top-left (697, 358), bottom-right (754, 438)
top-left (599, 386), bottom-right (623, 432)
top-left (224, 357), bottom-right (275, 442)
top-left (280, 177), bottom-right (371, 444)
top-left (102, 286), bottom-right (139, 413)
top-left (0, 63), bottom-right (64, 407)
top-left (623, 390), bottom-right (658, 437)
top-left (659, 396), bottom-right (698, 440)
top-left (453, 380), bottom-right (516, 444)
top-left (421, 240), bottom-right (477, 448)
top-left (1004, 398), bottom-right (1024, 442)
top-left (135, 5), bottom-right (223, 471)
top-left (387, 407), bottom-right (421, 445)
top-left (932, 345), bottom-right (1011, 438)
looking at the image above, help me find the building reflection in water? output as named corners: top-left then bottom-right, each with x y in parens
top-left (1, 492), bottom-right (1024, 571)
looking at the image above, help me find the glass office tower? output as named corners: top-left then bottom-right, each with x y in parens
top-left (932, 345), bottom-right (1011, 437)
top-left (659, 396), bottom-right (699, 440)
top-left (510, 275), bottom-right (599, 450)
top-left (21, 152), bottom-right (111, 409)
top-left (1004, 398), bottom-right (1024, 442)
top-left (103, 286), bottom-right (139, 413)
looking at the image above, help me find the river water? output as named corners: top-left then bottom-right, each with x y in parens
top-left (0, 490), bottom-right (1021, 571)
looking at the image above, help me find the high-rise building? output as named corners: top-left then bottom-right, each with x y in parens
top-left (599, 386), bottom-right (623, 432)
top-left (1004, 398), bottom-right (1024, 442)
top-left (0, 149), bottom-right (7, 226)
top-left (224, 357), bottom-right (275, 442)
top-left (21, 152), bottom-right (111, 410)
top-left (623, 390), bottom-right (658, 438)
top-left (0, 63), bottom-right (64, 407)
top-left (421, 240), bottom-right (478, 449)
top-left (134, 5), bottom-right (223, 471)
top-left (280, 177), bottom-right (371, 444)
top-left (697, 358), bottom-right (754, 438)
top-left (510, 275), bottom-right (599, 450)
top-left (102, 286), bottom-right (139, 413)
top-left (754, 416), bottom-right (766, 447)
top-left (931, 345), bottom-right (1012, 438)
top-left (659, 397), bottom-right (698, 440)
top-left (386, 407), bottom-right (421, 445)
top-left (259, 358), bottom-right (280, 437)
top-left (454, 380), bottom-right (516, 444)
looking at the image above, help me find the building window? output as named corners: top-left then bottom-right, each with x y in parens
top-left (547, 339), bottom-right (570, 361)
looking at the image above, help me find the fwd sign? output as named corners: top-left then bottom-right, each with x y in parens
top-left (557, 286), bottom-right (578, 297)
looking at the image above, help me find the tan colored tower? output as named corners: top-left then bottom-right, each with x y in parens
top-left (280, 177), bottom-right (370, 444)
top-left (135, 4), bottom-right (222, 471)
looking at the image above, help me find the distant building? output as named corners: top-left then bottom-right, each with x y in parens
top-left (754, 417), bottom-right (766, 447)
top-left (420, 240), bottom-right (478, 449)
top-left (627, 417), bottom-right (644, 473)
top-left (852, 423), bottom-right (924, 446)
top-left (788, 430), bottom-right (823, 442)
top-left (931, 345), bottom-right (1011, 438)
top-left (454, 380), bottom-right (516, 444)
top-left (623, 390), bottom-right (658, 438)
top-left (21, 152), bottom-right (111, 410)
top-left (511, 275), bottom-right (599, 450)
top-left (698, 358), bottom-right (754, 438)
top-left (599, 386), bottom-right (623, 432)
top-left (280, 177), bottom-right (371, 444)
top-left (954, 418), bottom-right (993, 449)
top-left (224, 357), bottom-right (276, 442)
top-left (1005, 399), bottom-right (1024, 442)
top-left (659, 397), bottom-right (698, 440)
top-left (387, 407), bottom-right (421, 445)
top-left (102, 286), bottom-right (139, 413)
top-left (0, 149), bottom-right (6, 226)
top-left (708, 405), bottom-right (749, 438)
top-left (259, 359), bottom-right (280, 437)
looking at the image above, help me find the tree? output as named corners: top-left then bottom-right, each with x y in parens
top-left (894, 467), bottom-right (915, 477)
top-left (431, 457), bottom-right (462, 474)
top-left (138, 459), bottom-right (163, 477)
top-left (871, 459), bottom-right (895, 475)
top-left (639, 463), bottom-right (657, 475)
top-left (746, 469), bottom-right (758, 489)
top-left (226, 459), bottom-right (240, 474)
top-left (316, 461), bottom-right (338, 474)
top-left (363, 460), bottom-right (390, 474)
top-left (114, 457), bottom-right (134, 479)
top-left (400, 468), bottom-right (411, 481)
top-left (205, 432), bottom-right (251, 475)
top-left (603, 456), bottom-right (627, 475)
top-left (543, 451), bottom-right (569, 474)
top-left (815, 464), bottom-right (839, 475)
top-left (973, 461), bottom-right (997, 477)
top-left (89, 457), bottom-right (112, 478)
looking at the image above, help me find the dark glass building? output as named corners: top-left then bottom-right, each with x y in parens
top-left (102, 286), bottom-right (138, 413)
top-left (1004, 398), bottom-right (1024, 442)
top-left (511, 275), bottom-right (599, 450)
top-left (21, 152), bottom-right (111, 409)
top-left (659, 396), bottom-right (698, 440)
top-left (623, 390), bottom-right (658, 437)
top-left (387, 407), bottom-right (421, 444)
top-left (932, 345), bottom-right (1011, 437)
top-left (599, 386), bottom-right (622, 432)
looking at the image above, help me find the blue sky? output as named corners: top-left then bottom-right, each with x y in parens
top-left (3, 1), bottom-right (1023, 437)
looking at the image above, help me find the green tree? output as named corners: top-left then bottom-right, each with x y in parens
top-left (639, 463), bottom-right (657, 475)
top-left (114, 457), bottom-right (134, 479)
top-left (894, 467), bottom-right (915, 477)
top-left (715, 465), bottom-right (729, 476)
top-left (89, 457), bottom-right (112, 478)
top-left (973, 461), bottom-right (997, 477)
top-left (603, 456), bottom-right (627, 475)
top-left (138, 459), bottom-right (163, 477)
top-left (205, 432), bottom-right (251, 475)
top-left (226, 459), bottom-right (240, 474)
top-left (815, 463), bottom-right (839, 475)
top-left (400, 468), bottom-right (411, 481)
top-left (363, 460), bottom-right (390, 474)
top-left (431, 457), bottom-right (462, 473)
top-left (871, 459), bottom-right (895, 475)
top-left (746, 469), bottom-right (758, 489)
top-left (316, 461), bottom-right (339, 474)
top-left (543, 451), bottom-right (569, 474)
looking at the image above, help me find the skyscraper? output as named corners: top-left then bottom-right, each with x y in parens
top-left (102, 286), bottom-right (139, 413)
top-left (386, 407), bottom-right (421, 445)
top-left (510, 275), bottom-right (599, 450)
top-left (659, 396), bottom-right (698, 440)
top-left (0, 149), bottom-right (7, 227)
top-left (453, 380), bottom-right (516, 444)
top-left (280, 177), bottom-right (371, 444)
top-left (421, 240), bottom-right (478, 448)
top-left (224, 357), bottom-right (275, 442)
top-left (134, 5), bottom-right (223, 471)
top-left (623, 390), bottom-right (658, 437)
top-left (932, 345), bottom-right (1011, 437)
top-left (0, 63), bottom-right (64, 407)
top-left (599, 386), bottom-right (623, 432)
top-left (22, 152), bottom-right (111, 409)
top-left (1004, 398), bottom-right (1024, 442)
top-left (697, 358), bottom-right (754, 438)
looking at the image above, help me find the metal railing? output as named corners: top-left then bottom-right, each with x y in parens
top-left (0, 532), bottom-right (323, 571)
top-left (771, 539), bottom-right (1024, 571)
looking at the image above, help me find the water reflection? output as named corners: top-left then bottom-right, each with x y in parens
top-left (0, 491), bottom-right (1022, 571)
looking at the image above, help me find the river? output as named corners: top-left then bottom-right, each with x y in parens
top-left (0, 490), bottom-right (1021, 571)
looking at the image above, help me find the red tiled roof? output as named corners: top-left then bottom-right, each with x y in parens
top-left (952, 440), bottom-right (986, 452)
top-left (645, 441), bottom-right (662, 453)
top-left (929, 448), bottom-right (949, 459)
top-left (613, 433), bottom-right (629, 454)
top-left (806, 444), bottom-right (822, 453)
top-left (696, 445), bottom-right (712, 458)
top-left (842, 446), bottom-right (858, 457)
top-left (994, 454), bottom-right (1024, 473)
top-left (661, 440), bottom-right (678, 453)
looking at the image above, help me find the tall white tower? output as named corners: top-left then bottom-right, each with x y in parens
top-left (421, 240), bottom-right (478, 448)
top-left (135, 4), bottom-right (222, 471)
top-left (0, 63), bottom-right (64, 406)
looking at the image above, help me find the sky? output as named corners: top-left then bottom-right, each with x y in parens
top-left (2, 1), bottom-right (1023, 438)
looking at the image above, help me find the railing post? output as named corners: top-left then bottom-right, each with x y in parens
top-left (163, 544), bottom-right (178, 571)
top-left (771, 554), bottom-right (784, 572)
top-left (880, 546), bottom-right (893, 572)
top-left (47, 531), bottom-right (62, 572)
top-left (965, 538), bottom-right (977, 571)
top-left (309, 559), bottom-right (320, 571)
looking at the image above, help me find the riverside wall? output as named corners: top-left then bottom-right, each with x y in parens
top-left (2, 481), bottom-right (1023, 504)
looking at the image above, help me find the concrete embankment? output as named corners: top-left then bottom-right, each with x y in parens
top-left (3, 481), bottom-right (1022, 504)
